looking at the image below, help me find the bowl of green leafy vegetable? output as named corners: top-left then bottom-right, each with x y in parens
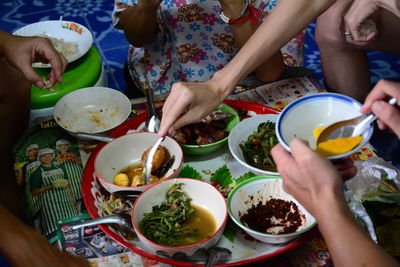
top-left (228, 114), bottom-right (279, 175)
top-left (131, 178), bottom-right (228, 257)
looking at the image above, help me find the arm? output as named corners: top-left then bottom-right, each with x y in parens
top-left (0, 205), bottom-right (89, 267)
top-left (160, 0), bottom-right (335, 136)
top-left (270, 140), bottom-right (397, 267)
top-left (116, 0), bottom-right (162, 47)
top-left (0, 30), bottom-right (67, 88)
top-left (219, 0), bottom-right (285, 82)
top-left (30, 171), bottom-right (53, 197)
top-left (361, 79), bottom-right (400, 137)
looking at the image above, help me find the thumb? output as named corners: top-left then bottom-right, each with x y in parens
top-left (17, 61), bottom-right (43, 87)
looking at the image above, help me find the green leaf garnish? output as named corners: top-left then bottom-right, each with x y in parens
top-left (235, 171), bottom-right (257, 185)
top-left (223, 218), bottom-right (240, 242)
top-left (210, 164), bottom-right (233, 187)
top-left (179, 165), bottom-right (203, 180)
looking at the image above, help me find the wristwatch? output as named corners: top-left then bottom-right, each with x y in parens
top-left (220, 0), bottom-right (249, 24)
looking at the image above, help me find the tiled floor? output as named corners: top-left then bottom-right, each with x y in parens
top-left (2, 0), bottom-right (399, 93)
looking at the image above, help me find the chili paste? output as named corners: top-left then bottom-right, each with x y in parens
top-left (239, 198), bottom-right (303, 235)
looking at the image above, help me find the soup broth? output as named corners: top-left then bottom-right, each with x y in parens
top-left (176, 204), bottom-right (217, 246)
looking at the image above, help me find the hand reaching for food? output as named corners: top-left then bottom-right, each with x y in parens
top-left (0, 30), bottom-right (67, 89)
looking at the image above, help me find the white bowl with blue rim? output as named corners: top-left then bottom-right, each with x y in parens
top-left (275, 93), bottom-right (373, 160)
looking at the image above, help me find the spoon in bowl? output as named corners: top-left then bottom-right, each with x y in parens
top-left (316, 97), bottom-right (397, 145)
top-left (143, 136), bottom-right (165, 185)
top-left (143, 82), bottom-right (161, 133)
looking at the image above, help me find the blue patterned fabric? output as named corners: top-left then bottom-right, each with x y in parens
top-left (1, 1), bottom-right (399, 92)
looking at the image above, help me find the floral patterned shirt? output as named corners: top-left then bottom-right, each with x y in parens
top-left (113, 0), bottom-right (305, 95)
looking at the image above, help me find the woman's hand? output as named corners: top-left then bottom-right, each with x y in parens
top-left (159, 79), bottom-right (229, 136)
top-left (0, 32), bottom-right (67, 88)
top-left (271, 139), bottom-right (356, 216)
top-left (362, 79), bottom-right (400, 137)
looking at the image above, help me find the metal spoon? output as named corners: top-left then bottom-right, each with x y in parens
top-left (71, 214), bottom-right (133, 231)
top-left (143, 136), bottom-right (165, 185)
top-left (317, 97), bottom-right (397, 144)
top-left (143, 82), bottom-right (161, 133)
top-left (75, 132), bottom-right (115, 143)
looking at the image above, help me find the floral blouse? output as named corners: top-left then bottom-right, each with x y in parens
top-left (113, 0), bottom-right (305, 95)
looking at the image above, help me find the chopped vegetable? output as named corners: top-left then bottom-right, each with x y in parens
top-left (139, 183), bottom-right (195, 246)
top-left (239, 121), bottom-right (278, 171)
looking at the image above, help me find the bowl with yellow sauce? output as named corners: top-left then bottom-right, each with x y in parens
top-left (54, 87), bottom-right (132, 137)
top-left (131, 178), bottom-right (228, 257)
top-left (95, 132), bottom-right (184, 193)
top-left (276, 93), bottom-right (373, 159)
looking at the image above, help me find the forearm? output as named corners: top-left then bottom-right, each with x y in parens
top-left (213, 0), bottom-right (335, 92)
top-left (220, 1), bottom-right (285, 82)
top-left (118, 5), bottom-right (158, 47)
top-left (316, 193), bottom-right (397, 267)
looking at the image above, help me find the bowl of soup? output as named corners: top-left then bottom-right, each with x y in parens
top-left (131, 178), bottom-right (228, 257)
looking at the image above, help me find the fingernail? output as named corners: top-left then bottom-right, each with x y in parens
top-left (35, 81), bottom-right (44, 88)
top-left (372, 101), bottom-right (384, 114)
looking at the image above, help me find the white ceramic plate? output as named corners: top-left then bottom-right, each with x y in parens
top-left (228, 114), bottom-right (279, 176)
top-left (14, 20), bottom-right (93, 68)
top-left (53, 87), bottom-right (132, 135)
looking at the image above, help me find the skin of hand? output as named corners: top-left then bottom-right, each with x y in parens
top-left (344, 0), bottom-right (400, 44)
top-left (270, 139), bottom-right (355, 215)
top-left (0, 205), bottom-right (90, 267)
top-left (118, 0), bottom-right (162, 47)
top-left (0, 31), bottom-right (67, 88)
top-left (271, 139), bottom-right (398, 266)
top-left (159, 0), bottom-right (335, 136)
top-left (361, 79), bottom-right (400, 138)
top-left (160, 78), bottom-right (227, 136)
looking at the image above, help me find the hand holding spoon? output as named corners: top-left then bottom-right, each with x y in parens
top-left (316, 97), bottom-right (397, 145)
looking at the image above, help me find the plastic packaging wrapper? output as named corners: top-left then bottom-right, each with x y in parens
top-left (344, 157), bottom-right (400, 256)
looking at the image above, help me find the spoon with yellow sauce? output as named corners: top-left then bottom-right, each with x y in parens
top-left (315, 97), bottom-right (397, 156)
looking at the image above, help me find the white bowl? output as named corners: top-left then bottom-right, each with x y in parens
top-left (95, 132), bottom-right (183, 193)
top-left (53, 87), bottom-right (131, 136)
top-left (276, 93), bottom-right (373, 159)
top-left (14, 20), bottom-right (93, 67)
top-left (228, 176), bottom-right (316, 244)
top-left (228, 114), bottom-right (279, 175)
top-left (132, 178), bottom-right (228, 257)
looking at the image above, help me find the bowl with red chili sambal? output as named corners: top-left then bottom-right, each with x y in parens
top-left (227, 176), bottom-right (316, 244)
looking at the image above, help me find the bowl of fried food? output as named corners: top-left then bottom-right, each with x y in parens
top-left (228, 114), bottom-right (279, 175)
top-left (170, 103), bottom-right (240, 155)
top-left (95, 132), bottom-right (183, 193)
top-left (54, 87), bottom-right (132, 137)
top-left (228, 176), bottom-right (316, 244)
top-left (132, 178), bottom-right (228, 257)
top-left (276, 93), bottom-right (373, 159)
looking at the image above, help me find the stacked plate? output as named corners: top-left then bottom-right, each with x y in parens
top-left (14, 20), bottom-right (93, 68)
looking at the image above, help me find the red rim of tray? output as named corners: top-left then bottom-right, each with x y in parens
top-left (82, 100), bottom-right (316, 266)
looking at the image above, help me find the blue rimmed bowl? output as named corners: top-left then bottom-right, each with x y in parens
top-left (275, 93), bottom-right (373, 160)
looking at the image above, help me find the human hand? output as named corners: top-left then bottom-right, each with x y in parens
top-left (361, 79), bottom-right (400, 138)
top-left (159, 80), bottom-right (227, 136)
top-left (343, 0), bottom-right (380, 45)
top-left (271, 139), bottom-right (357, 216)
top-left (1, 33), bottom-right (67, 88)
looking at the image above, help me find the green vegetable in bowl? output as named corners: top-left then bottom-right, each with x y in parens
top-left (239, 121), bottom-right (278, 171)
top-left (139, 183), bottom-right (195, 246)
